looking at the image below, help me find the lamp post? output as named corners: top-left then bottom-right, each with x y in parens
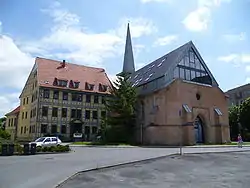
top-left (179, 109), bottom-right (183, 155)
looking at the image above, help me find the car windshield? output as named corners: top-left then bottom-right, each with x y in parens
top-left (35, 137), bottom-right (46, 142)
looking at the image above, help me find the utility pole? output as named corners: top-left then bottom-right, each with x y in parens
top-left (179, 109), bottom-right (183, 155)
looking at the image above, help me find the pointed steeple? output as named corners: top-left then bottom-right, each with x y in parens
top-left (117, 23), bottom-right (135, 76)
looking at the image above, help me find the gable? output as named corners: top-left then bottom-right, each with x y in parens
top-left (130, 42), bottom-right (190, 87)
top-left (171, 43), bottom-right (218, 87)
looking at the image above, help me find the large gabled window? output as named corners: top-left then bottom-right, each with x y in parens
top-left (173, 48), bottom-right (212, 85)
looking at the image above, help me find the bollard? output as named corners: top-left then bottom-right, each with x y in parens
top-left (30, 143), bottom-right (36, 155)
top-left (23, 144), bottom-right (30, 155)
top-left (1, 144), bottom-right (8, 156)
top-left (8, 144), bottom-right (15, 156)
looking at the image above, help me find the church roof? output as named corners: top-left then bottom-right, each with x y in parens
top-left (129, 41), bottom-right (218, 87)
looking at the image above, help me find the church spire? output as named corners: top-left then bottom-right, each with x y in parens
top-left (118, 23), bottom-right (135, 76)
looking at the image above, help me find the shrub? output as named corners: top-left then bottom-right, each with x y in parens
top-left (36, 146), bottom-right (42, 152)
top-left (42, 146), bottom-right (48, 152)
top-left (15, 143), bottom-right (23, 155)
top-left (0, 129), bottom-right (11, 140)
top-left (38, 145), bottom-right (70, 153)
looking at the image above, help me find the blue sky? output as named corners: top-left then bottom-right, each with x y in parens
top-left (0, 0), bottom-right (249, 116)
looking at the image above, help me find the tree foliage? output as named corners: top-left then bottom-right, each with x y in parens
top-left (228, 97), bottom-right (250, 141)
top-left (101, 73), bottom-right (138, 144)
top-left (239, 97), bottom-right (250, 134)
top-left (228, 105), bottom-right (239, 140)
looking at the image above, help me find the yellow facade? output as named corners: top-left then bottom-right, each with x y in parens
top-left (17, 68), bottom-right (38, 141)
top-left (5, 114), bottom-right (18, 141)
top-left (15, 83), bottom-right (107, 141)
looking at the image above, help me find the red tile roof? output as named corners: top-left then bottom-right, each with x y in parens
top-left (36, 57), bottom-right (112, 94)
top-left (5, 106), bottom-right (20, 116)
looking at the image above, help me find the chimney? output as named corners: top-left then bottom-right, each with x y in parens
top-left (62, 60), bottom-right (66, 68)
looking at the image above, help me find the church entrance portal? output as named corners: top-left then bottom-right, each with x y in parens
top-left (194, 116), bottom-right (204, 143)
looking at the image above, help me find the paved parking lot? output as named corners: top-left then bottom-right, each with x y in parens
top-left (0, 146), bottom-right (249, 188)
top-left (60, 152), bottom-right (250, 188)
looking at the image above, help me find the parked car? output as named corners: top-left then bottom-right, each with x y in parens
top-left (29, 137), bottom-right (62, 147)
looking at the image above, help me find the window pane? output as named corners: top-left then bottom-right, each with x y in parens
top-left (185, 69), bottom-right (191, 80)
top-left (191, 70), bottom-right (195, 80)
top-left (190, 51), bottom-right (195, 62)
top-left (179, 59), bottom-right (184, 65)
top-left (200, 64), bottom-right (205, 71)
top-left (180, 68), bottom-right (185, 79)
top-left (195, 56), bottom-right (200, 69)
top-left (190, 61), bottom-right (195, 68)
top-left (201, 72), bottom-right (205, 77)
top-left (185, 56), bottom-right (189, 67)
top-left (174, 67), bottom-right (179, 78)
top-left (196, 71), bottom-right (201, 77)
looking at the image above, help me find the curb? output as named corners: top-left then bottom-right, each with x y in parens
top-left (54, 149), bottom-right (250, 188)
top-left (69, 145), bottom-right (250, 149)
top-left (69, 145), bottom-right (137, 148)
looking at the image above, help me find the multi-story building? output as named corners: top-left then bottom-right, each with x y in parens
top-left (225, 83), bottom-right (250, 106)
top-left (4, 106), bottom-right (20, 141)
top-left (119, 23), bottom-right (230, 145)
top-left (6, 58), bottom-right (111, 142)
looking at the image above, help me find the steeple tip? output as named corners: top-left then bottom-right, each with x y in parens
top-left (118, 20), bottom-right (135, 76)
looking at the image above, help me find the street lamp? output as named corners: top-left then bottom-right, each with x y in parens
top-left (179, 109), bottom-right (183, 155)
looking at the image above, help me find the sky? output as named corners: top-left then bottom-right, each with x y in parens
top-left (0, 0), bottom-right (250, 117)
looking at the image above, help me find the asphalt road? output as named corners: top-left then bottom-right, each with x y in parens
top-left (60, 152), bottom-right (250, 188)
top-left (0, 146), bottom-right (249, 188)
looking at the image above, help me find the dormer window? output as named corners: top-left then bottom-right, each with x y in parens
top-left (99, 83), bottom-right (108, 92)
top-left (54, 78), bottom-right (68, 87)
top-left (74, 81), bottom-right (80, 89)
top-left (53, 78), bottom-right (58, 86)
top-left (69, 80), bottom-right (80, 89)
top-left (85, 82), bottom-right (95, 91)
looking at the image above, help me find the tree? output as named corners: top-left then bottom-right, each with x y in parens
top-left (228, 105), bottom-right (239, 140)
top-left (0, 117), bottom-right (7, 130)
top-left (239, 97), bottom-right (250, 140)
top-left (101, 73), bottom-right (138, 144)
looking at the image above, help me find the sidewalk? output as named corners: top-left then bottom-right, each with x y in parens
top-left (69, 143), bottom-right (250, 148)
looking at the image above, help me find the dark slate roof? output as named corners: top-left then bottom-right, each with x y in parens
top-left (130, 41), bottom-right (191, 86)
top-left (130, 41), bottom-right (218, 87)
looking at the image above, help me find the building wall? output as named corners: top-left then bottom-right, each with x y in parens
top-left (5, 114), bottom-right (18, 141)
top-left (33, 87), bottom-right (107, 141)
top-left (226, 84), bottom-right (250, 106)
top-left (137, 79), bottom-right (230, 145)
top-left (17, 69), bottom-right (38, 141)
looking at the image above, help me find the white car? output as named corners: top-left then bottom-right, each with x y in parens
top-left (30, 137), bottom-right (62, 147)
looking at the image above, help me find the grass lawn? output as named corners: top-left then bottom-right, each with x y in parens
top-left (224, 142), bottom-right (250, 145)
top-left (71, 141), bottom-right (132, 146)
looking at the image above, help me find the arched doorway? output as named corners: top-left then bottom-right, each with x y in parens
top-left (70, 119), bottom-right (84, 140)
top-left (194, 116), bottom-right (204, 143)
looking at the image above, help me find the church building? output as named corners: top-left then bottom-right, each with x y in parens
top-left (119, 24), bottom-right (230, 145)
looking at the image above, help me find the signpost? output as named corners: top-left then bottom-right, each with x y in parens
top-left (179, 109), bottom-right (183, 155)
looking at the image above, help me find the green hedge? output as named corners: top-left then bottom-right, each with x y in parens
top-left (37, 145), bottom-right (70, 153)
top-left (0, 144), bottom-right (70, 155)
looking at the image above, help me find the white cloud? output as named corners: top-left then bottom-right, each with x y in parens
top-left (0, 93), bottom-right (20, 117)
top-left (223, 32), bottom-right (247, 42)
top-left (245, 65), bottom-right (250, 72)
top-left (153, 35), bottom-right (178, 47)
top-left (116, 17), bottom-right (158, 39)
top-left (19, 2), bottom-right (157, 67)
top-left (0, 35), bottom-right (35, 89)
top-left (140, 0), bottom-right (172, 3)
top-left (245, 77), bottom-right (250, 83)
top-left (217, 53), bottom-right (250, 67)
top-left (183, 0), bottom-right (231, 32)
top-left (0, 1), bottom-right (157, 116)
top-left (0, 21), bottom-right (2, 33)
top-left (183, 7), bottom-right (210, 32)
